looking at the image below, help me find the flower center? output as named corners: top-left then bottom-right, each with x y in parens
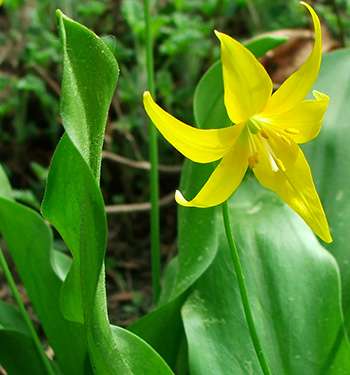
top-left (245, 118), bottom-right (286, 173)
top-left (245, 118), bottom-right (261, 134)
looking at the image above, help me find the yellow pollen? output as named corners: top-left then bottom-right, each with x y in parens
top-left (260, 129), bottom-right (269, 139)
top-left (275, 158), bottom-right (286, 172)
top-left (284, 127), bottom-right (299, 135)
top-left (248, 152), bottom-right (259, 169)
top-left (280, 135), bottom-right (291, 145)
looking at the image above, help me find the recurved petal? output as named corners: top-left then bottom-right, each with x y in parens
top-left (258, 90), bottom-right (329, 144)
top-left (143, 91), bottom-right (241, 163)
top-left (262, 2), bottom-right (322, 117)
top-left (253, 131), bottom-right (332, 243)
top-left (215, 31), bottom-right (272, 124)
top-left (175, 140), bottom-right (249, 207)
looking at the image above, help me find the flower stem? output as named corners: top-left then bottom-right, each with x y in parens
top-left (144, 0), bottom-right (161, 304)
top-left (0, 245), bottom-right (55, 375)
top-left (221, 201), bottom-right (271, 375)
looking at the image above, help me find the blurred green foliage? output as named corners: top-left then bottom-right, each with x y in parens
top-left (0, 0), bottom-right (348, 203)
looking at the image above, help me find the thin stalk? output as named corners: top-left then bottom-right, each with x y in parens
top-left (144, 0), bottom-right (161, 303)
top-left (222, 201), bottom-right (271, 375)
top-left (0, 245), bottom-right (55, 375)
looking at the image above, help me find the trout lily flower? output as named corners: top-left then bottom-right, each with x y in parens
top-left (143, 2), bottom-right (332, 243)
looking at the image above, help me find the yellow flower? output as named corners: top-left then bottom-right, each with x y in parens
top-left (143, 2), bottom-right (332, 243)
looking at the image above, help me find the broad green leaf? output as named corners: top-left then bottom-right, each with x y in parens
top-left (43, 107), bottom-right (173, 375)
top-left (56, 9), bottom-right (119, 180)
top-left (42, 11), bottom-right (173, 375)
top-left (43, 11), bottom-right (120, 372)
top-left (0, 301), bottom-right (58, 375)
top-left (302, 49), bottom-right (350, 318)
top-left (182, 178), bottom-right (350, 375)
top-left (111, 326), bottom-right (174, 374)
top-left (0, 301), bottom-right (30, 334)
top-left (0, 197), bottom-right (91, 375)
top-left (0, 330), bottom-right (54, 375)
top-left (129, 293), bottom-right (187, 368)
top-left (42, 134), bottom-right (116, 372)
top-left (44, 8), bottom-right (117, 373)
top-left (42, 134), bottom-right (107, 324)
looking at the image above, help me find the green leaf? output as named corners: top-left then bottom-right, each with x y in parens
top-left (0, 301), bottom-right (59, 375)
top-left (111, 326), bottom-right (174, 374)
top-left (56, 9), bottom-right (119, 180)
top-left (0, 330), bottom-right (54, 375)
top-left (0, 197), bottom-right (91, 375)
top-left (128, 294), bottom-right (187, 368)
top-left (182, 178), bottom-right (350, 374)
top-left (42, 134), bottom-right (107, 323)
top-left (0, 301), bottom-right (30, 335)
top-left (42, 11), bottom-right (173, 375)
top-left (42, 134), bottom-right (114, 370)
top-left (245, 35), bottom-right (289, 61)
top-left (43, 10), bottom-right (119, 373)
top-left (302, 49), bottom-right (350, 318)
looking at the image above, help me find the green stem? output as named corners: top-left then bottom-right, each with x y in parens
top-left (221, 201), bottom-right (271, 375)
top-left (144, 0), bottom-right (161, 303)
top-left (0, 245), bottom-right (55, 375)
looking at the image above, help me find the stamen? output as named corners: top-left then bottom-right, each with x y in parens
top-left (260, 128), bottom-right (269, 139)
top-left (280, 135), bottom-right (291, 145)
top-left (267, 152), bottom-right (279, 172)
top-left (275, 158), bottom-right (286, 171)
top-left (284, 127), bottom-right (299, 135)
top-left (261, 138), bottom-right (280, 173)
top-left (248, 152), bottom-right (260, 168)
top-left (248, 155), bottom-right (256, 168)
top-left (247, 128), bottom-right (260, 169)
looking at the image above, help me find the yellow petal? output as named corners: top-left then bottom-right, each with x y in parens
top-left (252, 131), bottom-right (332, 243)
top-left (143, 91), bottom-right (241, 163)
top-left (262, 2), bottom-right (322, 116)
top-left (257, 90), bottom-right (329, 144)
top-left (215, 31), bottom-right (272, 124)
top-left (175, 140), bottom-right (249, 207)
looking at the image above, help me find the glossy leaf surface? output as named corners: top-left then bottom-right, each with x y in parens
top-left (0, 302), bottom-right (53, 375)
top-left (0, 168), bottom-right (90, 375)
top-left (303, 49), bottom-right (350, 317)
top-left (42, 11), bottom-right (173, 375)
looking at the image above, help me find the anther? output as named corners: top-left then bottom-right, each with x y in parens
top-left (248, 152), bottom-right (259, 169)
top-left (275, 158), bottom-right (286, 172)
top-left (284, 127), bottom-right (299, 135)
top-left (280, 135), bottom-right (291, 145)
top-left (260, 129), bottom-right (269, 139)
